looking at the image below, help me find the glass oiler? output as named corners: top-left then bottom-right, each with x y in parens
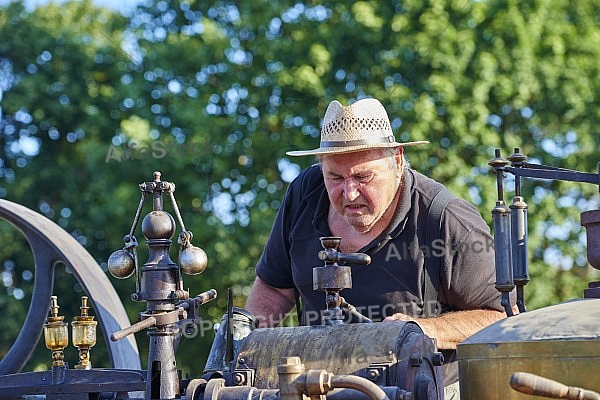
top-left (43, 295), bottom-right (69, 367)
top-left (71, 296), bottom-right (97, 369)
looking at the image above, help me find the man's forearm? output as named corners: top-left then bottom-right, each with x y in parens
top-left (245, 277), bottom-right (296, 328)
top-left (385, 309), bottom-right (505, 349)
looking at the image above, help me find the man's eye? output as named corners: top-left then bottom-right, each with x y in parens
top-left (356, 174), bottom-right (372, 182)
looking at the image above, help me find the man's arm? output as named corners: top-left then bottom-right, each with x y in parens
top-left (384, 308), bottom-right (505, 350)
top-left (245, 276), bottom-right (297, 328)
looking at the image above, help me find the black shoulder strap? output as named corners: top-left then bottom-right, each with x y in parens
top-left (421, 187), bottom-right (455, 317)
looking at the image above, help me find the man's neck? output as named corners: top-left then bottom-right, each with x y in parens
top-left (328, 184), bottom-right (403, 253)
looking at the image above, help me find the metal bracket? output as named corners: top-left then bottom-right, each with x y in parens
top-left (362, 362), bottom-right (392, 386)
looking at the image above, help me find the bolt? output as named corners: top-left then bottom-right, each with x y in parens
top-left (433, 352), bottom-right (444, 366)
top-left (410, 354), bottom-right (423, 367)
top-left (277, 356), bottom-right (304, 375)
top-left (282, 356), bottom-right (301, 365)
top-left (367, 369), bottom-right (380, 381)
top-left (233, 372), bottom-right (246, 385)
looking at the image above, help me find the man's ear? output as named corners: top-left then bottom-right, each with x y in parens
top-left (395, 147), bottom-right (405, 176)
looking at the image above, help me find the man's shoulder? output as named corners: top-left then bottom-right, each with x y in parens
top-left (410, 169), bottom-right (488, 232)
top-left (410, 169), bottom-right (452, 203)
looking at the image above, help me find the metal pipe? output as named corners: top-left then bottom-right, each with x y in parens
top-left (331, 375), bottom-right (390, 400)
top-left (277, 357), bottom-right (305, 400)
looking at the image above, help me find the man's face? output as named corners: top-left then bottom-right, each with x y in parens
top-left (321, 148), bottom-right (404, 233)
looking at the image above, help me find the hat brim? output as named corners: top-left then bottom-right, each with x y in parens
top-left (286, 140), bottom-right (429, 157)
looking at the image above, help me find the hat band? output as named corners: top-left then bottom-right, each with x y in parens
top-left (320, 135), bottom-right (395, 148)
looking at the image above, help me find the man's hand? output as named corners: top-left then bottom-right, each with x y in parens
top-left (383, 312), bottom-right (415, 322)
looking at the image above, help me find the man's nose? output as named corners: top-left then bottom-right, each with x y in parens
top-left (343, 179), bottom-right (360, 201)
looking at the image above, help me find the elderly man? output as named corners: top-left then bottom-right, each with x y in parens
top-left (245, 97), bottom-right (505, 393)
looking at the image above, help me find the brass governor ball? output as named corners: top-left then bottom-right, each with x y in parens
top-left (107, 249), bottom-right (135, 279)
top-left (142, 210), bottom-right (176, 240)
top-left (179, 245), bottom-right (208, 275)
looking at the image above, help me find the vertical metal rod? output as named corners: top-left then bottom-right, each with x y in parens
top-left (493, 203), bottom-right (514, 316)
top-left (133, 247), bottom-right (141, 295)
top-left (492, 149), bottom-right (506, 202)
top-left (489, 149), bottom-right (514, 316)
top-left (152, 172), bottom-right (163, 211)
top-left (225, 288), bottom-right (234, 367)
top-left (510, 199), bottom-right (529, 313)
top-left (509, 148), bottom-right (530, 313)
top-left (147, 329), bottom-right (179, 399)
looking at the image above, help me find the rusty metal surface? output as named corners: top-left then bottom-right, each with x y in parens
top-left (236, 320), bottom-right (442, 396)
top-left (0, 198), bottom-right (141, 374)
top-left (458, 298), bottom-right (600, 399)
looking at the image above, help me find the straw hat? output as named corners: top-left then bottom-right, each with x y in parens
top-left (286, 98), bottom-right (428, 156)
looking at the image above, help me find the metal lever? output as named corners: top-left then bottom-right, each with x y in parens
top-left (318, 249), bottom-right (371, 265)
top-left (510, 372), bottom-right (600, 400)
top-left (112, 289), bottom-right (218, 341)
top-left (111, 316), bottom-right (157, 342)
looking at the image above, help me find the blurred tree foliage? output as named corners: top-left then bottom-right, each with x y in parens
top-left (1, 0), bottom-right (600, 378)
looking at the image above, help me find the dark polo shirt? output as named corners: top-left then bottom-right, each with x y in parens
top-left (256, 164), bottom-right (502, 386)
top-left (256, 164), bottom-right (502, 324)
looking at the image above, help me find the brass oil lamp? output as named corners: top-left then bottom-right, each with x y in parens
top-left (71, 296), bottom-right (97, 370)
top-left (43, 295), bottom-right (69, 367)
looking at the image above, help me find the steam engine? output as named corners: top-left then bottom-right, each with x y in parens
top-left (0, 148), bottom-right (599, 400)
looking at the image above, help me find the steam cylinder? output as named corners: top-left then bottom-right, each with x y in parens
top-left (458, 298), bottom-right (600, 399)
top-left (233, 321), bottom-right (444, 398)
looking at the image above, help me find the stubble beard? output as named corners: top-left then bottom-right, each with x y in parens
top-left (345, 171), bottom-right (403, 234)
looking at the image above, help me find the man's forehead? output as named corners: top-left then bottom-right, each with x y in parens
top-left (321, 150), bottom-right (392, 174)
top-left (321, 148), bottom-right (393, 163)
